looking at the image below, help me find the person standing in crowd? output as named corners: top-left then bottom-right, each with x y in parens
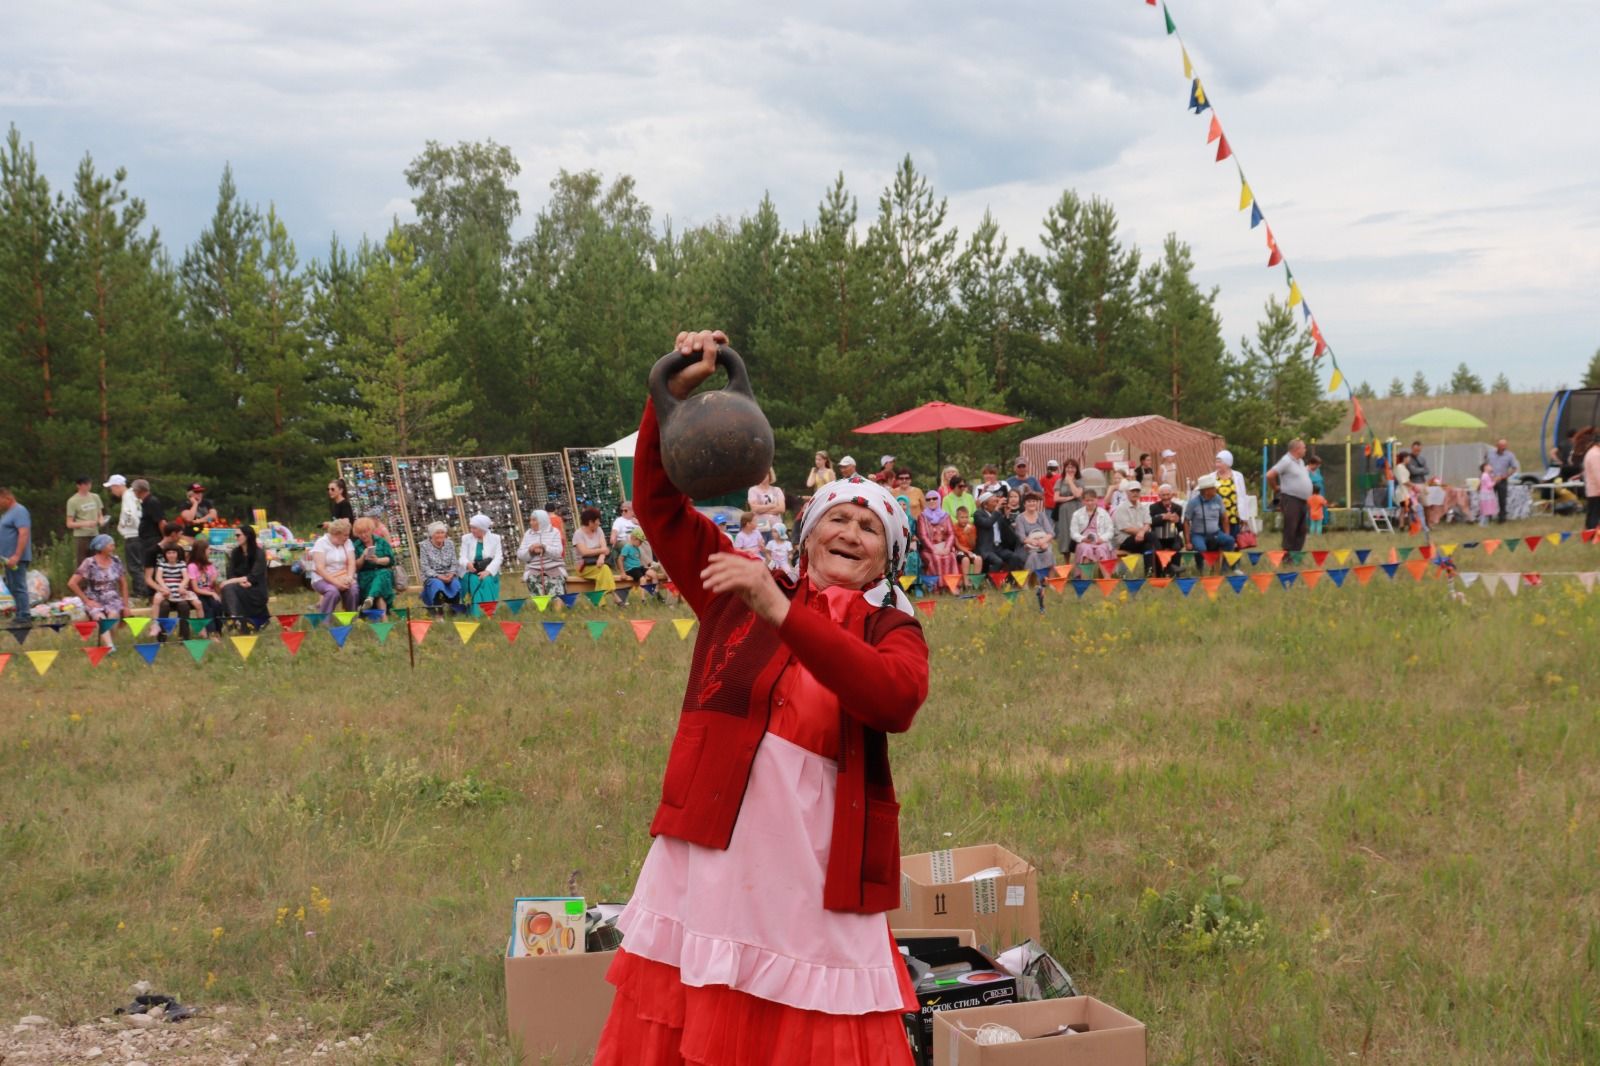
top-left (220, 524), bottom-right (270, 628)
top-left (67, 534), bottom-right (127, 650)
top-left (1112, 479), bottom-right (1153, 564)
top-left (747, 470), bottom-right (786, 541)
top-left (1213, 451), bottom-right (1246, 535)
top-left (974, 487), bottom-right (1025, 574)
top-left (325, 478), bottom-right (356, 531)
top-left (916, 490), bottom-right (961, 584)
top-left (1581, 428), bottom-right (1600, 532)
top-left (952, 506), bottom-right (980, 574)
top-left (1069, 488), bottom-right (1117, 567)
top-left (105, 474), bottom-right (144, 596)
top-left (1184, 474), bottom-right (1236, 556)
top-left (1054, 459), bottom-right (1085, 557)
top-left (0, 486), bottom-right (34, 628)
top-left (836, 455), bottom-right (858, 480)
top-left (517, 510), bottom-right (567, 598)
top-left (942, 477), bottom-right (976, 531)
top-left (459, 513), bottom-right (503, 607)
top-left (871, 454), bottom-right (897, 485)
top-left (178, 483), bottom-right (218, 538)
top-left (805, 452), bottom-right (836, 497)
top-left (1267, 438), bottom-right (1313, 552)
top-left (1308, 483), bottom-right (1329, 536)
top-left (131, 479), bottom-right (165, 600)
top-left (1148, 484), bottom-right (1184, 576)
top-left (352, 516), bottom-right (397, 615)
top-left (573, 507), bottom-right (617, 594)
top-left (1039, 459), bottom-right (1061, 517)
top-left (1486, 438), bottom-right (1518, 523)
top-left (1157, 450), bottom-right (1179, 491)
top-left (976, 464), bottom-right (1003, 494)
top-left (1132, 453), bottom-right (1156, 483)
top-left (1477, 462), bottom-right (1499, 526)
top-left (1406, 442), bottom-right (1430, 484)
top-left (610, 500), bottom-right (640, 550)
top-left (66, 475), bottom-right (106, 564)
top-left (419, 522), bottom-right (463, 613)
top-left (1306, 455), bottom-right (1326, 498)
top-left (1006, 457), bottom-right (1042, 495)
top-left (1013, 491), bottom-right (1056, 576)
top-left (1394, 451), bottom-right (1418, 530)
top-left (309, 518), bottom-right (360, 614)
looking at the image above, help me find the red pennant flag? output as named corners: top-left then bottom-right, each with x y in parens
top-left (1094, 559), bottom-right (1116, 576)
top-left (915, 600), bottom-right (936, 616)
top-left (408, 620), bottom-right (432, 645)
top-left (1148, 577), bottom-right (1172, 589)
top-left (1313, 331), bottom-right (1327, 359)
top-left (1147, 0), bottom-right (1156, 5)
top-left (1523, 572), bottom-right (1542, 587)
top-left (1096, 579), bottom-right (1119, 598)
top-left (628, 619), bottom-right (655, 642)
top-left (1301, 569), bottom-right (1325, 589)
top-left (1268, 244), bottom-right (1283, 267)
top-left (479, 601), bottom-right (499, 617)
top-left (1215, 134), bottom-right (1232, 162)
top-left (1353, 565), bottom-right (1377, 586)
top-left (276, 614), bottom-right (301, 630)
top-left (501, 621), bottom-right (524, 643)
top-left (1203, 551), bottom-right (1221, 568)
top-left (84, 646), bottom-right (111, 666)
top-left (1523, 536), bottom-right (1541, 552)
top-left (1418, 546), bottom-right (1433, 560)
top-left (280, 631), bottom-right (307, 656)
top-left (0, 653), bottom-right (9, 677)
top-left (74, 621), bottom-right (97, 640)
top-left (1311, 551), bottom-right (1330, 567)
top-left (988, 572), bottom-right (1007, 589)
top-left (1206, 115), bottom-right (1222, 144)
top-left (975, 594), bottom-right (987, 606)
top-left (1351, 396), bottom-right (1367, 434)
top-left (1250, 573), bottom-right (1273, 593)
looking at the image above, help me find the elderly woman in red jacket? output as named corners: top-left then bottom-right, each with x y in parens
top-left (595, 331), bottom-right (928, 1066)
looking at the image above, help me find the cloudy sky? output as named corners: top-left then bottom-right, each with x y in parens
top-left (6, 0), bottom-right (1598, 391)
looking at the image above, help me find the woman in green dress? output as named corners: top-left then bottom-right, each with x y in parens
top-left (352, 516), bottom-right (396, 615)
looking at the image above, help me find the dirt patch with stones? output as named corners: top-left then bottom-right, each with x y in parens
top-left (2, 1008), bottom-right (378, 1065)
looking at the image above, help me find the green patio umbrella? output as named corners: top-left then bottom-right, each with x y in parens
top-left (1400, 407), bottom-right (1489, 481)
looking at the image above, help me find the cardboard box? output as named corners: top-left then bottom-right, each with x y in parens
top-left (932, 997), bottom-right (1145, 1066)
top-left (510, 897), bottom-right (586, 957)
top-left (896, 931), bottom-right (1016, 1066)
top-left (504, 950), bottom-right (617, 1065)
top-left (891, 844), bottom-right (1041, 949)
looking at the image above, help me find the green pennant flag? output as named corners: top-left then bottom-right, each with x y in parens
top-left (369, 621), bottom-right (396, 644)
top-left (183, 639), bottom-right (210, 664)
top-left (1163, 2), bottom-right (1176, 34)
top-left (1288, 551), bottom-right (1305, 566)
top-left (1002, 590), bottom-right (1020, 603)
top-left (586, 620), bottom-right (608, 641)
top-left (585, 590), bottom-right (607, 607)
top-left (1396, 547), bottom-right (1413, 561)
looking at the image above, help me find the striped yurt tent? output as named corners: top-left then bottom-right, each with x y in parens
top-left (1021, 415), bottom-right (1226, 495)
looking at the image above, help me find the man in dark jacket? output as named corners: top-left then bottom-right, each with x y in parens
top-left (974, 488), bottom-right (1025, 574)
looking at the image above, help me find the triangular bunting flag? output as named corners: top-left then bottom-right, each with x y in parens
top-left (500, 621), bottom-right (524, 643)
top-left (1163, 2), bottom-right (1175, 33)
top-left (1504, 573), bottom-right (1521, 596)
top-left (1182, 45), bottom-right (1193, 78)
top-left (1380, 563), bottom-right (1400, 579)
top-left (26, 650), bottom-right (58, 675)
top-left (1215, 134), bottom-right (1231, 163)
top-left (453, 621), bottom-right (479, 644)
top-left (134, 643), bottom-right (159, 665)
top-left (1148, 577), bottom-right (1172, 589)
top-left (1459, 572), bottom-right (1480, 588)
top-left (125, 616), bottom-right (151, 637)
top-left (329, 624), bottom-right (353, 648)
top-left (183, 639), bottom-right (209, 664)
top-left (505, 598), bottom-right (527, 615)
top-left (1250, 573), bottom-right (1272, 593)
top-left (1010, 570), bottom-right (1031, 587)
top-left (369, 622), bottom-right (395, 643)
top-left (155, 616), bottom-right (178, 634)
top-left (943, 575), bottom-right (962, 593)
top-left (276, 614), bottom-right (300, 630)
top-left (280, 630), bottom-right (306, 656)
top-left (988, 572), bottom-right (1008, 589)
top-left (1003, 589), bottom-right (1021, 603)
top-left (479, 601), bottom-right (499, 617)
top-left (1266, 551), bottom-right (1286, 567)
top-left (1332, 550), bottom-right (1351, 565)
top-left (73, 620), bottom-right (97, 640)
top-left (1353, 565), bottom-right (1377, 586)
top-left (1095, 580), bottom-right (1118, 598)
top-left (1189, 78), bottom-right (1209, 113)
top-left (1524, 536), bottom-right (1541, 552)
top-left (672, 618), bottom-right (696, 640)
top-left (304, 612), bottom-right (326, 629)
top-left (1156, 551), bottom-right (1175, 568)
top-left (1176, 577), bottom-right (1197, 597)
top-left (1046, 577), bottom-right (1067, 593)
top-left (584, 591), bottom-right (607, 607)
top-left (586, 621), bottom-right (608, 641)
top-left (231, 634), bottom-right (258, 660)
top-left (1247, 551), bottom-right (1263, 566)
top-left (1238, 180), bottom-right (1253, 211)
top-left (333, 611), bottom-right (357, 626)
top-left (1302, 570), bottom-right (1325, 589)
top-left (1288, 279), bottom-right (1303, 307)
top-left (542, 621), bottom-right (565, 642)
top-left (1328, 369), bottom-right (1344, 393)
top-left (1222, 551), bottom-right (1242, 567)
top-left (629, 620), bottom-right (656, 643)
top-left (1350, 396), bottom-right (1367, 434)
top-left (1249, 202), bottom-right (1263, 228)
top-left (408, 620), bottom-right (432, 645)
top-left (84, 646), bottom-right (111, 667)
top-left (558, 593), bottom-right (579, 609)
top-left (898, 575), bottom-right (916, 591)
top-left (1277, 572), bottom-right (1299, 588)
top-left (1326, 568), bottom-right (1348, 587)
top-left (361, 609), bottom-right (384, 622)
top-left (915, 600), bottom-right (936, 616)
top-left (532, 595), bottom-right (553, 612)
top-left (1226, 574), bottom-right (1247, 594)
top-left (1311, 551), bottom-right (1330, 567)
top-left (1071, 580), bottom-right (1092, 598)
top-left (1199, 576), bottom-right (1223, 599)
top-left (1579, 572), bottom-right (1597, 594)
top-left (1354, 549), bottom-right (1371, 564)
top-left (0, 652), bottom-right (8, 675)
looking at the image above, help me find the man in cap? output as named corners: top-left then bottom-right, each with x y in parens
top-left (1266, 438), bottom-right (1313, 552)
top-left (872, 455), bottom-right (897, 485)
top-left (179, 482), bottom-right (218, 538)
top-left (1183, 474), bottom-right (1235, 561)
top-left (837, 455), bottom-right (858, 479)
top-left (66, 474), bottom-right (106, 564)
top-left (1039, 459), bottom-right (1062, 516)
top-left (973, 487), bottom-right (1025, 574)
top-left (1005, 457), bottom-right (1042, 496)
top-left (105, 475), bottom-right (145, 597)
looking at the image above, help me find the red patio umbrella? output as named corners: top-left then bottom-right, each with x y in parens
top-left (852, 401), bottom-right (1023, 469)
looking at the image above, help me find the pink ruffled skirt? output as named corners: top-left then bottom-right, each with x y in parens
top-left (595, 733), bottom-right (915, 1065)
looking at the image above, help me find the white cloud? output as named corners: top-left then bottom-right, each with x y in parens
top-left (4, 0), bottom-right (1598, 388)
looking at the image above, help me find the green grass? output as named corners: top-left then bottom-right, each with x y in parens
top-left (2, 517), bottom-right (1598, 1064)
top-left (1349, 391), bottom-right (1555, 461)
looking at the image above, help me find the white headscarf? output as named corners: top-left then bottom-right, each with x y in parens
top-left (795, 475), bottom-right (914, 616)
top-left (529, 509), bottom-right (550, 528)
top-left (469, 513), bottom-right (492, 531)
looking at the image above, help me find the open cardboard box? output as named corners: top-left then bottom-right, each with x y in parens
top-left (894, 929), bottom-right (1014, 1066)
top-left (891, 844), bottom-right (1041, 949)
top-left (932, 997), bottom-right (1146, 1065)
top-left (504, 950), bottom-right (616, 1065)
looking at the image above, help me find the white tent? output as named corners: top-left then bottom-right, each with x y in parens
top-left (604, 430), bottom-right (638, 458)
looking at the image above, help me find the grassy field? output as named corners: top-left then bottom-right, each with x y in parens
top-left (1344, 391), bottom-right (1555, 462)
top-left (3, 515), bottom-right (1598, 1064)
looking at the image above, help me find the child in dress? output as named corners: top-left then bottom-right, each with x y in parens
top-left (150, 542), bottom-right (202, 641)
top-left (731, 511), bottom-right (763, 557)
top-left (1477, 462), bottom-right (1499, 525)
top-left (1308, 489), bottom-right (1328, 535)
top-left (763, 523), bottom-right (795, 579)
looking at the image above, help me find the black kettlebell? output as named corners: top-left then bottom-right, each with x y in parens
top-left (648, 345), bottom-right (774, 500)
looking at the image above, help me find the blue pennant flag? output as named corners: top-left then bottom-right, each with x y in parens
top-left (8, 627), bottom-right (28, 646)
top-left (1301, 299), bottom-right (1313, 322)
top-left (1246, 552), bottom-right (1263, 566)
top-left (1327, 568), bottom-right (1348, 587)
top-left (1249, 202), bottom-right (1263, 228)
top-left (1124, 579), bottom-right (1145, 597)
top-left (1070, 580), bottom-right (1092, 598)
top-left (1277, 572), bottom-right (1299, 588)
top-left (921, 575), bottom-right (940, 590)
top-left (1380, 563), bottom-right (1400, 579)
top-left (1355, 549), bottom-right (1372, 564)
top-left (1188, 78), bottom-right (1209, 113)
top-left (505, 598), bottom-right (526, 615)
top-left (558, 593), bottom-right (578, 609)
top-left (135, 643), bottom-right (160, 665)
top-left (156, 616), bottom-right (179, 633)
top-left (1226, 574), bottom-right (1248, 594)
top-left (542, 621), bottom-right (565, 642)
top-left (615, 589), bottom-right (631, 606)
top-left (361, 609), bottom-right (385, 622)
top-left (1176, 577), bottom-right (1198, 597)
top-left (329, 624), bottom-right (353, 648)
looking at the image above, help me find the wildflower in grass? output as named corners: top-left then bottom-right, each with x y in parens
top-left (310, 885), bottom-right (331, 915)
top-left (116, 921), bottom-right (125, 931)
top-left (211, 926), bottom-right (224, 941)
top-left (295, 906), bottom-right (306, 922)
top-left (275, 907), bottom-right (290, 927)
top-left (69, 713), bottom-right (82, 722)
top-left (205, 971), bottom-right (217, 988)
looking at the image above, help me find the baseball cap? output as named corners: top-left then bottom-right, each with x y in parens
top-left (188, 482), bottom-right (206, 492)
top-left (1161, 449), bottom-right (1176, 458)
top-left (839, 455), bottom-right (856, 467)
top-left (1046, 459), bottom-right (1060, 469)
top-left (879, 455), bottom-right (895, 467)
top-left (1013, 456), bottom-right (1028, 466)
top-left (103, 474), bottom-right (127, 488)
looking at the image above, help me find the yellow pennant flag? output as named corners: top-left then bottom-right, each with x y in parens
top-left (231, 634), bottom-right (259, 661)
top-left (1119, 555), bottom-right (1143, 573)
top-left (125, 616), bottom-right (151, 636)
top-left (27, 650), bottom-right (58, 676)
top-left (1328, 369), bottom-right (1344, 393)
top-left (1332, 549), bottom-right (1351, 565)
top-left (453, 621), bottom-right (480, 644)
top-left (1182, 46), bottom-right (1193, 79)
top-left (898, 575), bottom-right (916, 591)
top-left (1010, 570), bottom-right (1031, 586)
top-left (1546, 533), bottom-right (1562, 547)
top-left (1238, 181), bottom-right (1253, 211)
top-left (1440, 544), bottom-right (1457, 557)
top-left (1288, 280), bottom-right (1303, 307)
top-left (1223, 551), bottom-right (1243, 566)
top-left (672, 618), bottom-right (696, 641)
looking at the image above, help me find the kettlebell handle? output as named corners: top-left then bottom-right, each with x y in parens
top-left (648, 344), bottom-right (755, 419)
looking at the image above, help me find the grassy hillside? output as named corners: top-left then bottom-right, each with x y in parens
top-left (1340, 391), bottom-right (1555, 461)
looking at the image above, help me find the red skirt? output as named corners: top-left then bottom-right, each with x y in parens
top-left (594, 948), bottom-right (915, 1066)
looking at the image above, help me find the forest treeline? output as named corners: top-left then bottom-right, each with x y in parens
top-left (1, 128), bottom-right (1345, 522)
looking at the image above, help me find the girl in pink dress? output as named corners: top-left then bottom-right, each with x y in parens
top-left (1477, 463), bottom-right (1499, 525)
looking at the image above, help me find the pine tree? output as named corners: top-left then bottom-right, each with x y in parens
top-left (1143, 234), bottom-right (1228, 430)
top-left (342, 225), bottom-right (470, 456)
top-left (1387, 377), bottom-right (1406, 398)
top-left (1447, 362), bottom-right (1485, 395)
top-left (1583, 348), bottom-right (1600, 389)
top-left (1222, 297), bottom-right (1342, 465)
top-left (1410, 371), bottom-right (1430, 397)
top-left (1490, 372), bottom-right (1511, 394)
top-left (1354, 380), bottom-right (1378, 400)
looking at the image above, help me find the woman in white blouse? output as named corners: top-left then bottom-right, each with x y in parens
top-left (458, 513), bottom-right (504, 607)
top-left (310, 518), bottom-right (360, 613)
top-left (516, 509), bottom-right (566, 597)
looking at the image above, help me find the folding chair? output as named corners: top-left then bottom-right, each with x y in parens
top-left (1363, 487), bottom-right (1396, 533)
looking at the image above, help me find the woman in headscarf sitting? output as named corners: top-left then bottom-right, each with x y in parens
top-left (458, 513), bottom-right (503, 607)
top-left (67, 534), bottom-right (128, 650)
top-left (418, 522), bottom-right (461, 614)
top-left (916, 490), bottom-right (960, 584)
top-left (594, 330), bottom-right (929, 1066)
top-left (219, 524), bottom-right (270, 629)
top-left (516, 509), bottom-right (567, 597)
